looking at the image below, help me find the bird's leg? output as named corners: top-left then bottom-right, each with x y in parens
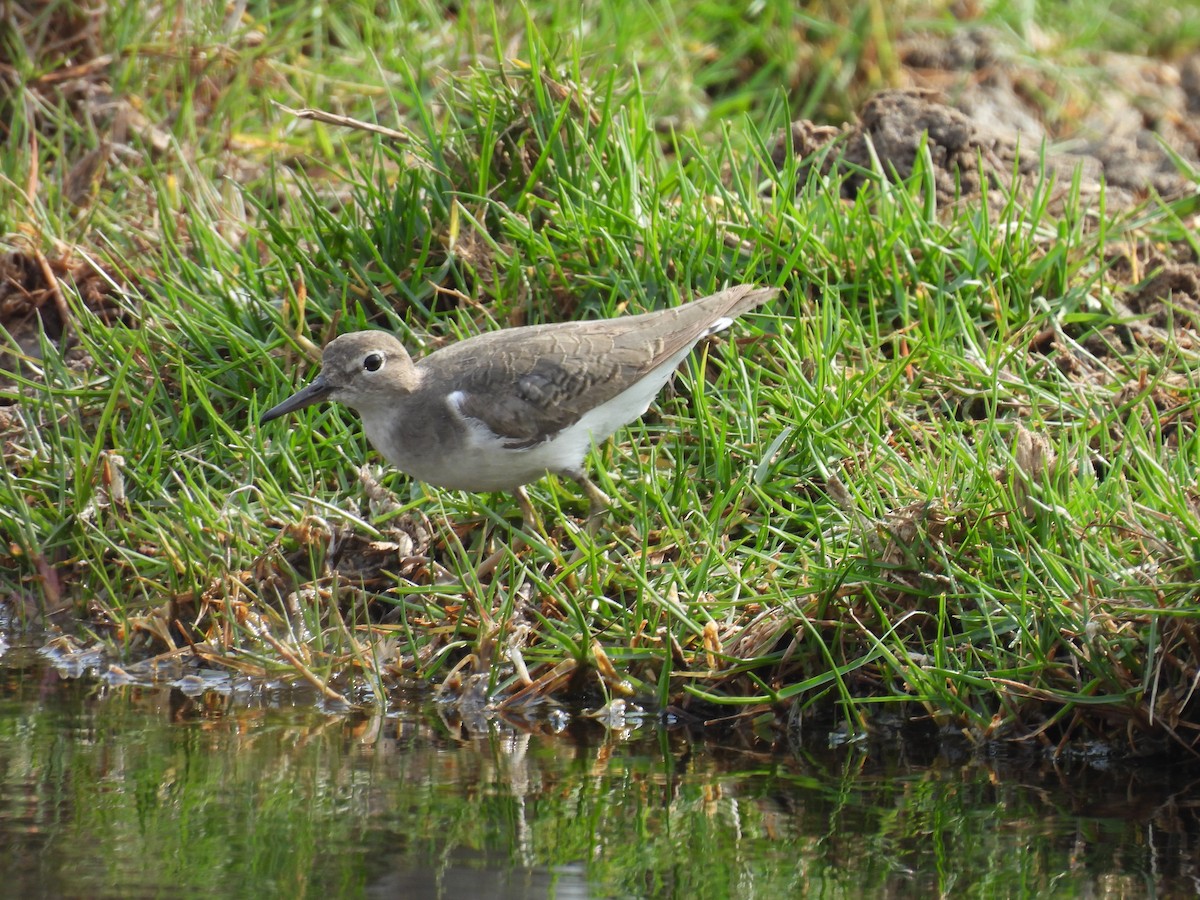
top-left (513, 484), bottom-right (543, 536)
top-left (565, 468), bottom-right (611, 537)
top-left (474, 485), bottom-right (539, 580)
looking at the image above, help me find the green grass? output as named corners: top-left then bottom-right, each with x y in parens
top-left (3, 0), bottom-right (1200, 756)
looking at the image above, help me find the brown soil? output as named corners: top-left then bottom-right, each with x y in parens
top-left (772, 29), bottom-right (1200, 402)
top-left (776, 29), bottom-right (1200, 210)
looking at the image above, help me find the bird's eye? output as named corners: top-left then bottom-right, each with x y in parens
top-left (363, 352), bottom-right (384, 373)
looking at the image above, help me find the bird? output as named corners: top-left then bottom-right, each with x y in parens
top-left (260, 283), bottom-right (776, 534)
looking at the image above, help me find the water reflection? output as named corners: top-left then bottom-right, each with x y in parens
top-left (0, 643), bottom-right (1197, 898)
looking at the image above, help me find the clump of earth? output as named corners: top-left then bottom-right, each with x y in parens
top-left (771, 27), bottom-right (1200, 354)
top-left (776, 28), bottom-right (1200, 210)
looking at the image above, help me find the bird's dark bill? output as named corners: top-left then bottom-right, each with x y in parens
top-left (260, 375), bottom-right (332, 424)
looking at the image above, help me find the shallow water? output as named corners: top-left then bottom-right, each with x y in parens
top-left (1, 641), bottom-right (1197, 899)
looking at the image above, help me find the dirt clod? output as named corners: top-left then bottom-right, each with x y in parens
top-left (776, 29), bottom-right (1200, 211)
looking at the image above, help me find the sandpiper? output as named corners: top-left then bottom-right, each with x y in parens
top-left (261, 284), bottom-right (776, 529)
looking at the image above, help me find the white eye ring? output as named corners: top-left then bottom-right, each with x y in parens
top-left (363, 352), bottom-right (385, 373)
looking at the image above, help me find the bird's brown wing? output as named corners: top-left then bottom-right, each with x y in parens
top-left (447, 337), bottom-right (640, 448)
top-left (423, 285), bottom-right (777, 447)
